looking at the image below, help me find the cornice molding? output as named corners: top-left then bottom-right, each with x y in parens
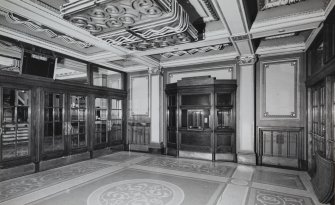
top-left (236, 55), bottom-right (257, 65)
top-left (161, 52), bottom-right (237, 67)
top-left (250, 9), bottom-right (324, 37)
top-left (256, 43), bottom-right (305, 55)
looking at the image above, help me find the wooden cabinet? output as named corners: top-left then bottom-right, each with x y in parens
top-left (165, 76), bottom-right (236, 161)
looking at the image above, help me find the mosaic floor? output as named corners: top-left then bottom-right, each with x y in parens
top-left (0, 151), bottom-right (326, 205)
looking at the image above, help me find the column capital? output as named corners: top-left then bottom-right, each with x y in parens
top-left (148, 66), bottom-right (164, 75)
top-left (236, 55), bottom-right (257, 66)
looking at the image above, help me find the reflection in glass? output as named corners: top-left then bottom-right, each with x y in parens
top-left (93, 67), bottom-right (123, 89)
top-left (70, 95), bottom-right (87, 149)
top-left (43, 92), bottom-right (64, 153)
top-left (54, 58), bottom-right (88, 84)
top-left (217, 109), bottom-right (232, 128)
top-left (185, 109), bottom-right (210, 130)
top-left (95, 98), bottom-right (108, 145)
top-left (110, 99), bottom-right (123, 142)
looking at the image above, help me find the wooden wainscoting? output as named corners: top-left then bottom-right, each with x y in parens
top-left (127, 122), bottom-right (150, 151)
top-left (257, 127), bottom-right (304, 169)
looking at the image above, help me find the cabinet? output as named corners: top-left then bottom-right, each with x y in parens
top-left (165, 76), bottom-right (236, 161)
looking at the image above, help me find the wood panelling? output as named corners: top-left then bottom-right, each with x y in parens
top-left (165, 76), bottom-right (237, 161)
top-left (127, 122), bottom-right (150, 145)
top-left (256, 53), bottom-right (306, 127)
top-left (256, 53), bottom-right (307, 169)
top-left (0, 70), bottom-right (127, 173)
top-left (257, 127), bottom-right (304, 168)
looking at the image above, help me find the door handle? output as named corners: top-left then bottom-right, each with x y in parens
top-left (0, 128), bottom-right (2, 136)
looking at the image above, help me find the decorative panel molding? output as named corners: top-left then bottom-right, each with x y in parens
top-left (130, 75), bottom-right (149, 116)
top-left (257, 127), bottom-right (304, 168)
top-left (261, 59), bottom-right (299, 119)
top-left (167, 66), bottom-right (235, 83)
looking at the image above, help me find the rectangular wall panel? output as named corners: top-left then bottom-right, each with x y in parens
top-left (261, 60), bottom-right (298, 119)
top-left (130, 75), bottom-right (149, 116)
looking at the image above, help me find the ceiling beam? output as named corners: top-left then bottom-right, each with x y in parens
top-left (212, 0), bottom-right (254, 56)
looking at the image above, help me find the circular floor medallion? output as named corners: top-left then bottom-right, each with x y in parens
top-left (87, 179), bottom-right (184, 205)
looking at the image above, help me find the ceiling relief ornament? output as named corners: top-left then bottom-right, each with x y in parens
top-left (236, 55), bottom-right (257, 65)
top-left (1, 12), bottom-right (91, 49)
top-left (61, 0), bottom-right (198, 51)
top-left (161, 44), bottom-right (229, 58)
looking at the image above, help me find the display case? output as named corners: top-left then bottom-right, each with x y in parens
top-left (165, 76), bottom-right (236, 161)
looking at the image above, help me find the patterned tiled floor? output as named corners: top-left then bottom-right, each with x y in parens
top-left (0, 152), bottom-right (326, 205)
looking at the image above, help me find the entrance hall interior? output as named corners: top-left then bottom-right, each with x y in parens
top-left (0, 0), bottom-right (334, 204)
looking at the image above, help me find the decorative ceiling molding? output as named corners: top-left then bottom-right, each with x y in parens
top-left (236, 55), bottom-right (257, 65)
top-left (161, 52), bottom-right (237, 67)
top-left (161, 43), bottom-right (230, 58)
top-left (261, 0), bottom-right (304, 11)
top-left (264, 32), bottom-right (296, 40)
top-left (250, 8), bottom-right (324, 39)
top-left (191, 0), bottom-right (219, 22)
top-left (61, 0), bottom-right (198, 51)
top-left (29, 0), bottom-right (60, 13)
top-left (1, 11), bottom-right (92, 49)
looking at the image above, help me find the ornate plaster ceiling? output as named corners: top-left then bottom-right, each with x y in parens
top-left (0, 0), bottom-right (333, 72)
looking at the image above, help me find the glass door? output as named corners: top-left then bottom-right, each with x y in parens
top-left (69, 95), bottom-right (87, 149)
top-left (110, 99), bottom-right (122, 145)
top-left (94, 97), bottom-right (108, 147)
top-left (1, 88), bottom-right (30, 160)
top-left (43, 92), bottom-right (64, 153)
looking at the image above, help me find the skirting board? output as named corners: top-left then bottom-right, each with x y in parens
top-left (0, 163), bottom-right (35, 182)
top-left (179, 151), bottom-right (212, 160)
top-left (128, 144), bottom-right (149, 152)
top-left (262, 156), bottom-right (298, 168)
top-left (237, 152), bottom-right (256, 165)
top-left (216, 153), bottom-right (236, 161)
top-left (39, 152), bottom-right (90, 171)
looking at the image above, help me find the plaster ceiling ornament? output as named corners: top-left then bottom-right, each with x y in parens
top-left (261, 0), bottom-right (305, 11)
top-left (2, 12), bottom-right (91, 49)
top-left (236, 55), bottom-right (257, 65)
top-left (161, 44), bottom-right (229, 58)
top-left (60, 0), bottom-right (198, 51)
